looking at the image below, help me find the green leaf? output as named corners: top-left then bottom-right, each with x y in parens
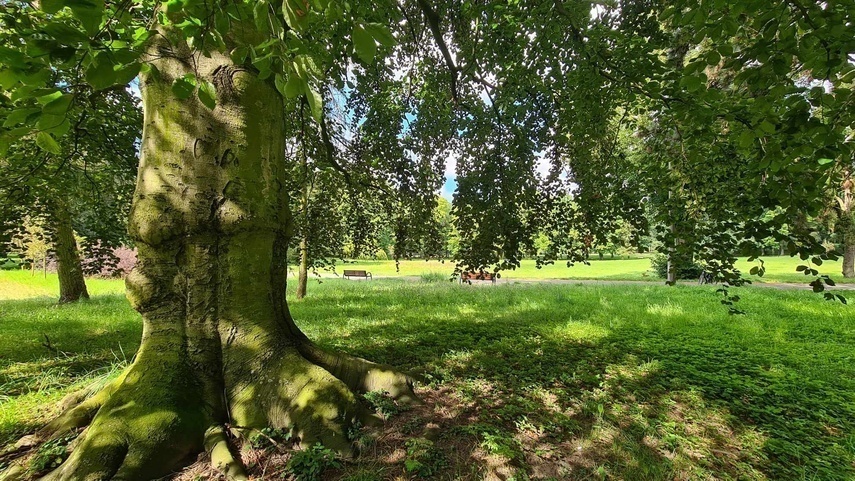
top-left (274, 74), bottom-right (287, 97)
top-left (3, 108), bottom-right (40, 128)
top-left (0, 69), bottom-right (19, 89)
top-left (36, 132), bottom-right (62, 154)
top-left (253, 1), bottom-right (270, 34)
top-left (758, 120), bottom-right (776, 134)
top-left (67, 0), bottom-right (104, 36)
top-left (352, 25), bottom-right (377, 64)
top-left (198, 81), bottom-right (217, 110)
top-left (171, 74), bottom-right (197, 99)
top-left (43, 22), bottom-right (89, 44)
top-left (38, 113), bottom-right (71, 136)
top-left (286, 75), bottom-right (307, 99)
top-left (230, 46), bottom-right (249, 65)
top-left (738, 130), bottom-right (755, 148)
top-left (40, 0), bottom-right (66, 14)
top-left (37, 90), bottom-right (64, 105)
top-left (680, 74), bottom-right (704, 92)
top-left (85, 53), bottom-right (118, 90)
top-left (165, 0), bottom-right (186, 15)
top-left (114, 62), bottom-right (141, 86)
top-left (706, 51), bottom-right (721, 65)
top-left (306, 86), bottom-right (323, 121)
top-left (283, 0), bottom-right (310, 30)
top-left (817, 158), bottom-right (834, 166)
top-left (365, 23), bottom-right (395, 47)
top-left (43, 93), bottom-right (73, 115)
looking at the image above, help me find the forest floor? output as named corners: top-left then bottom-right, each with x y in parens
top-left (1, 273), bottom-right (853, 480)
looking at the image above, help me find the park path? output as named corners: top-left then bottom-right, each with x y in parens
top-left (309, 273), bottom-right (855, 291)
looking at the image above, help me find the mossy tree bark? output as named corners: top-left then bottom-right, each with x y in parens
top-left (3, 31), bottom-right (416, 481)
top-left (51, 201), bottom-right (89, 304)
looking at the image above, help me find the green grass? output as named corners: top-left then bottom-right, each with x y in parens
top-left (1, 272), bottom-right (853, 480)
top-left (0, 270), bottom-right (126, 300)
top-left (332, 255), bottom-right (855, 284)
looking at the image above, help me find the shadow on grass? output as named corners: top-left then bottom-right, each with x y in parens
top-left (0, 294), bottom-right (141, 445)
top-left (292, 281), bottom-right (854, 480)
top-left (1, 282), bottom-right (852, 480)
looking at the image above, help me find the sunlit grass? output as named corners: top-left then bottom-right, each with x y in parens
top-left (1, 273), bottom-right (852, 479)
top-left (327, 255), bottom-right (855, 284)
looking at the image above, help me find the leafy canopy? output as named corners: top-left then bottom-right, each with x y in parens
top-left (1, 0), bottom-right (853, 299)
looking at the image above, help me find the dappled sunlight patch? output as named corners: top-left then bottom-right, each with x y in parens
top-left (646, 301), bottom-right (684, 317)
top-left (551, 320), bottom-right (611, 342)
top-left (3, 281), bottom-right (853, 480)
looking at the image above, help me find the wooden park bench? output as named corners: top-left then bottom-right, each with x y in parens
top-left (343, 269), bottom-right (372, 280)
top-left (459, 271), bottom-right (500, 285)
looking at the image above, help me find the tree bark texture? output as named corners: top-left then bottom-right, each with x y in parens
top-left (843, 242), bottom-right (855, 278)
top-left (297, 235), bottom-right (309, 299)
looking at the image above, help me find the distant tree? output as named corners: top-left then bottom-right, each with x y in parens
top-left (0, 87), bottom-right (140, 301)
top-left (8, 215), bottom-right (50, 276)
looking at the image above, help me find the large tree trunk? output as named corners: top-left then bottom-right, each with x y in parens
top-left (4, 31), bottom-right (415, 481)
top-left (52, 201), bottom-right (89, 303)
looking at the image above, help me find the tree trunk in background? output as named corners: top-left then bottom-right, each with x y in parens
top-left (52, 201), bottom-right (89, 303)
top-left (841, 175), bottom-right (854, 278)
top-left (295, 102), bottom-right (310, 300)
top-left (18, 29), bottom-right (415, 481)
top-left (844, 242), bottom-right (855, 278)
top-left (296, 235), bottom-right (309, 299)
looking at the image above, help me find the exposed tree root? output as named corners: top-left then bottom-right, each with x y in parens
top-left (0, 342), bottom-right (419, 481)
top-left (298, 342), bottom-right (422, 406)
top-left (205, 426), bottom-right (247, 481)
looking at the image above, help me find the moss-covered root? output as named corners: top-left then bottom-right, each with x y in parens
top-left (229, 349), bottom-right (366, 456)
top-left (39, 361), bottom-right (210, 481)
top-left (205, 426), bottom-right (247, 481)
top-left (299, 343), bottom-right (422, 406)
top-left (0, 373), bottom-right (129, 481)
top-left (38, 372), bottom-right (127, 442)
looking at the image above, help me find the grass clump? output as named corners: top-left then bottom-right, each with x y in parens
top-left (418, 271), bottom-right (448, 283)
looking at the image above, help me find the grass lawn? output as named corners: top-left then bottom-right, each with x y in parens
top-left (1, 273), bottom-right (853, 480)
top-left (333, 255), bottom-right (855, 284)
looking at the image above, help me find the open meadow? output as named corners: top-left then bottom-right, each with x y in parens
top-left (321, 256), bottom-right (855, 285)
top-left (1, 272), bottom-right (852, 480)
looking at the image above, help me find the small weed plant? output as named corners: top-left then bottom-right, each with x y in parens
top-left (363, 390), bottom-right (402, 419)
top-left (249, 427), bottom-right (291, 450)
top-left (404, 438), bottom-right (447, 477)
top-left (28, 434), bottom-right (77, 473)
top-left (285, 443), bottom-right (341, 481)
